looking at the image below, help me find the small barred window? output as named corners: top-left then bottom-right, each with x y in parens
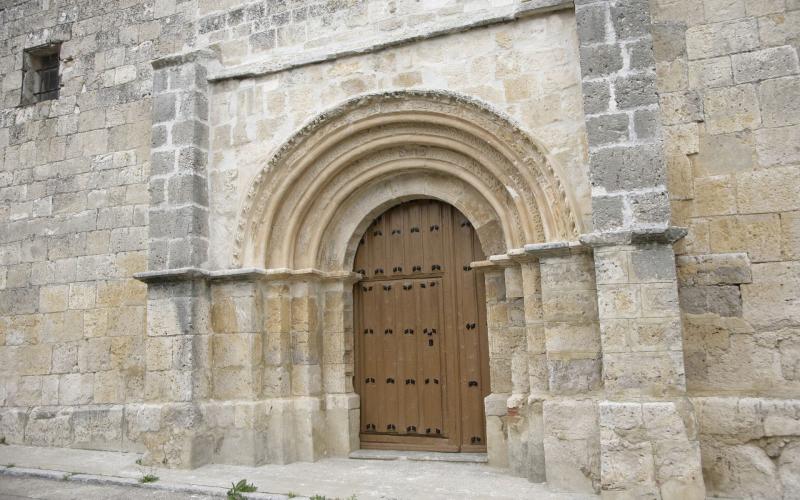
top-left (21, 44), bottom-right (61, 106)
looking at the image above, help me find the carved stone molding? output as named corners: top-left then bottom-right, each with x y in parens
top-left (234, 90), bottom-right (583, 269)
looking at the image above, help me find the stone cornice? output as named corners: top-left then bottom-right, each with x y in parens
top-left (207, 0), bottom-right (573, 82)
top-left (579, 226), bottom-right (688, 247)
top-left (134, 267), bottom-right (361, 284)
top-left (471, 240), bottom-right (588, 268)
top-left (151, 49), bottom-right (218, 70)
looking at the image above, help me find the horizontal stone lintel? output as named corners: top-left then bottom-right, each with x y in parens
top-left (471, 240), bottom-right (587, 269)
top-left (206, 0), bottom-right (573, 82)
top-left (133, 267), bottom-right (361, 284)
top-left (580, 226), bottom-right (688, 248)
top-left (151, 49), bottom-right (218, 70)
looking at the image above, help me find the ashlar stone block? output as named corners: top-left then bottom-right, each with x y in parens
top-left (732, 46), bottom-right (800, 84)
top-left (703, 84), bottom-right (761, 134)
top-left (759, 76), bottom-right (800, 128)
top-left (685, 18), bottom-right (759, 60)
top-left (755, 123), bottom-right (800, 167)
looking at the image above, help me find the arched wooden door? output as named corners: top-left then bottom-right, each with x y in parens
top-left (353, 200), bottom-right (490, 452)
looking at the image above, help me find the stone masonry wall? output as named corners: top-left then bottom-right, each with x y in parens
top-left (205, 6), bottom-right (590, 268)
top-left (650, 0), bottom-right (800, 496)
top-left (0, 0), bottom-right (195, 448)
top-left (2, 0), bottom-right (800, 496)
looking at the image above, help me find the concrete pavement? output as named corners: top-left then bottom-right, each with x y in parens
top-left (0, 445), bottom-right (598, 499)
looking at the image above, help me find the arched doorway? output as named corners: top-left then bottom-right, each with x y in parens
top-left (353, 199), bottom-right (490, 452)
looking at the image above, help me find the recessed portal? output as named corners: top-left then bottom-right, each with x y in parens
top-left (353, 199), bottom-right (490, 452)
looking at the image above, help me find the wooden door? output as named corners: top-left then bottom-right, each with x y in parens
top-left (354, 200), bottom-right (490, 452)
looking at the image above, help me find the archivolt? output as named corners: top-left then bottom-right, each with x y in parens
top-left (234, 90), bottom-right (581, 269)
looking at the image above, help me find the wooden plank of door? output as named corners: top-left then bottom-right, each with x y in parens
top-left (360, 282), bottom-right (379, 433)
top-left (437, 202), bottom-right (463, 448)
top-left (369, 215), bottom-right (386, 280)
top-left (404, 202), bottom-right (424, 276)
top-left (422, 201), bottom-right (444, 274)
top-left (354, 283), bottom-right (363, 431)
top-left (399, 279), bottom-right (419, 435)
top-left (388, 204), bottom-right (405, 278)
top-left (420, 277), bottom-right (444, 438)
top-left (474, 230), bottom-right (491, 444)
top-left (354, 221), bottom-right (369, 278)
top-left (381, 279), bottom-right (398, 435)
top-left (453, 214), bottom-right (485, 449)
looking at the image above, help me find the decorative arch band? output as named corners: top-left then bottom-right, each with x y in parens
top-left (234, 90), bottom-right (582, 270)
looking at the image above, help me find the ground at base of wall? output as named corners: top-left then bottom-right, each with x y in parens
top-left (0, 476), bottom-right (220, 500)
top-left (0, 445), bottom-right (597, 500)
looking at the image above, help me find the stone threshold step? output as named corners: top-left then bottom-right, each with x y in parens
top-left (349, 449), bottom-right (488, 463)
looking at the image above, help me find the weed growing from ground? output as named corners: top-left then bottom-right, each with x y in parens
top-left (227, 479), bottom-right (258, 499)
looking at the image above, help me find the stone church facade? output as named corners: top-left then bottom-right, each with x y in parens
top-left (1, 0), bottom-right (799, 497)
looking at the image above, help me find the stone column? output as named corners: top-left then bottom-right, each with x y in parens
top-left (518, 242), bottom-right (602, 494)
top-left (519, 258), bottom-right (546, 482)
top-left (499, 262), bottom-right (532, 479)
top-left (133, 270), bottom-right (213, 468)
top-left (130, 50), bottom-right (218, 468)
top-left (480, 266), bottom-right (513, 468)
top-left (288, 278), bottom-right (325, 462)
top-left (575, 0), bottom-right (667, 233)
top-left (575, 1), bottom-right (706, 497)
top-left (259, 276), bottom-right (295, 464)
top-left (320, 276), bottom-right (360, 457)
top-left (476, 257), bottom-right (546, 481)
top-left (584, 233), bottom-right (705, 499)
top-left (148, 50), bottom-right (214, 271)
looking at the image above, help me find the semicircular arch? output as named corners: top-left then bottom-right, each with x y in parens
top-left (234, 90), bottom-right (582, 270)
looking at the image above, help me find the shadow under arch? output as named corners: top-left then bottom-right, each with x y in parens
top-left (233, 90), bottom-right (582, 271)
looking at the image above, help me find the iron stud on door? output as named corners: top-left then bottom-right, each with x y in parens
top-left (354, 200), bottom-right (488, 451)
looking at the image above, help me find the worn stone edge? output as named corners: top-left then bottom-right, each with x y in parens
top-left (579, 226), bottom-right (688, 247)
top-left (348, 450), bottom-right (489, 463)
top-left (152, 48), bottom-right (218, 69)
top-left (207, 0), bottom-right (573, 82)
top-left (0, 466), bottom-right (290, 499)
top-left (470, 240), bottom-right (587, 268)
top-left (133, 267), bottom-right (361, 284)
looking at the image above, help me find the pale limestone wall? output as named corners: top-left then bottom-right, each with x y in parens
top-left (1, 0), bottom-right (799, 497)
top-left (206, 8), bottom-right (591, 269)
top-left (651, 0), bottom-right (800, 496)
top-left (0, 0), bottom-right (196, 448)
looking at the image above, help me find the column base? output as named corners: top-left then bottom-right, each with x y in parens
top-left (599, 399), bottom-right (705, 500)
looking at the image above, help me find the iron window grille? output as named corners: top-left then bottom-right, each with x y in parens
top-left (21, 44), bottom-right (61, 105)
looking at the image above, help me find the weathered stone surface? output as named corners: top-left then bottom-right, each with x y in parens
top-left (0, 0), bottom-right (798, 496)
top-left (691, 131), bottom-right (755, 175)
top-left (732, 46), bottom-right (800, 84)
top-left (590, 144), bottom-right (666, 191)
top-left (703, 84), bottom-right (761, 134)
top-left (709, 214), bottom-right (782, 262)
top-left (742, 262), bottom-right (800, 330)
top-left (759, 76), bottom-right (800, 128)
top-left (688, 56), bottom-right (732, 89)
top-left (737, 166), bottom-right (800, 214)
top-left (685, 18), bottom-right (759, 59)
top-left (677, 253), bottom-right (752, 286)
top-left (755, 124), bottom-right (800, 167)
